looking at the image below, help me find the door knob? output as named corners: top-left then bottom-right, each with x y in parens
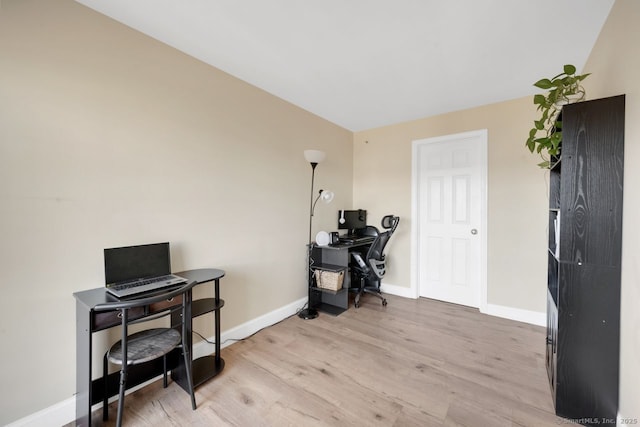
top-left (471, 229), bottom-right (478, 235)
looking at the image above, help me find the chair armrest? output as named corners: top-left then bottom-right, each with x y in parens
top-left (369, 258), bottom-right (386, 279)
top-left (351, 252), bottom-right (370, 271)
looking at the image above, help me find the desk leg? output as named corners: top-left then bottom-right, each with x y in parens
top-left (214, 278), bottom-right (222, 368)
top-left (75, 301), bottom-right (92, 426)
top-left (171, 293), bottom-right (192, 391)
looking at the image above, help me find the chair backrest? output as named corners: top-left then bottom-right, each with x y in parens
top-left (381, 214), bottom-right (399, 233)
top-left (365, 215), bottom-right (399, 278)
top-left (357, 225), bottom-right (379, 238)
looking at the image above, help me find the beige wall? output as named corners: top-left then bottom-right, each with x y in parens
top-left (0, 1), bottom-right (352, 424)
top-left (583, 0), bottom-right (640, 419)
top-left (354, 97), bottom-right (548, 312)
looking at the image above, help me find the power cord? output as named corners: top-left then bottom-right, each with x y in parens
top-left (192, 310), bottom-right (302, 347)
top-left (295, 301), bottom-right (309, 316)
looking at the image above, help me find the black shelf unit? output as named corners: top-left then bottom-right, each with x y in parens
top-left (545, 95), bottom-right (624, 425)
top-left (307, 241), bottom-right (372, 316)
top-left (309, 250), bottom-right (349, 315)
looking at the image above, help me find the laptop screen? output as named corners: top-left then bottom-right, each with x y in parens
top-left (104, 242), bottom-right (171, 286)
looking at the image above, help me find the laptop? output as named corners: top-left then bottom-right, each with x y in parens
top-left (104, 242), bottom-right (187, 299)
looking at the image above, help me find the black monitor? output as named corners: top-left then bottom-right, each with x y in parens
top-left (338, 209), bottom-right (367, 235)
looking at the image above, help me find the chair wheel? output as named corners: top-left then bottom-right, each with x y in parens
top-left (382, 299), bottom-right (388, 306)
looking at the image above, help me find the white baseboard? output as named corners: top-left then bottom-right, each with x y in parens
top-left (381, 282), bottom-right (417, 299)
top-left (8, 297), bottom-right (308, 427)
top-left (6, 395), bottom-right (76, 427)
top-left (481, 303), bottom-right (546, 327)
top-left (383, 284), bottom-right (545, 327)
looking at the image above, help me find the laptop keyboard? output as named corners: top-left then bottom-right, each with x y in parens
top-left (111, 275), bottom-right (173, 291)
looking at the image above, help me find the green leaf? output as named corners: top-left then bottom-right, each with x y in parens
top-left (534, 79), bottom-right (553, 89)
top-left (526, 139), bottom-right (535, 153)
top-left (534, 120), bottom-right (544, 130)
top-left (535, 137), bottom-right (550, 153)
top-left (533, 94), bottom-right (546, 105)
top-left (538, 160), bottom-right (551, 169)
top-left (564, 64), bottom-right (577, 75)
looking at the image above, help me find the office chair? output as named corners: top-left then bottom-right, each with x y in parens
top-left (349, 215), bottom-right (400, 308)
top-left (95, 281), bottom-right (198, 427)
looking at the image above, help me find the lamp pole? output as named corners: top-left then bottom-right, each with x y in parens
top-left (300, 150), bottom-right (334, 320)
top-left (308, 162), bottom-right (318, 245)
top-left (300, 161), bottom-right (320, 319)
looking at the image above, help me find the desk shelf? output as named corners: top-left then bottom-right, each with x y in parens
top-left (311, 286), bottom-right (347, 296)
top-left (313, 301), bottom-right (347, 316)
top-left (191, 356), bottom-right (225, 388)
top-left (192, 297), bottom-right (225, 317)
top-left (310, 262), bottom-right (345, 272)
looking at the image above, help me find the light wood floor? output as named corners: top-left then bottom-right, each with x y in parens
top-left (84, 294), bottom-right (566, 426)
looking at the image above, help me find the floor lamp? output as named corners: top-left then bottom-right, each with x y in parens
top-left (299, 150), bottom-right (334, 319)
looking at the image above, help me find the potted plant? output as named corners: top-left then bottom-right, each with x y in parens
top-left (525, 64), bottom-right (590, 168)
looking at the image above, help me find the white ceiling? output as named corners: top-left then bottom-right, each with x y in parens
top-left (75, 0), bottom-right (615, 131)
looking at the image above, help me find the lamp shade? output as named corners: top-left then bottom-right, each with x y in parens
top-left (304, 149), bottom-right (326, 164)
top-left (319, 190), bottom-right (334, 203)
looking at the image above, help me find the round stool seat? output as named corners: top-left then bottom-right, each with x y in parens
top-left (108, 328), bottom-right (181, 366)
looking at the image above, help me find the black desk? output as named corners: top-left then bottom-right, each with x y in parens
top-left (309, 240), bottom-right (373, 315)
top-left (73, 268), bottom-right (225, 426)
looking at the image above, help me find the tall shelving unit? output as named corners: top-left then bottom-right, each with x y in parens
top-left (545, 95), bottom-right (625, 424)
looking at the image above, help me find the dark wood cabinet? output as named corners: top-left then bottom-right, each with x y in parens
top-left (545, 95), bottom-right (624, 425)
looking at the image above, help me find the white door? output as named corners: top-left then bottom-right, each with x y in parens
top-left (413, 130), bottom-right (486, 308)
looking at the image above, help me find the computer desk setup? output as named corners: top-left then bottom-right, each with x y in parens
top-left (308, 210), bottom-right (400, 315)
top-left (73, 243), bottom-right (226, 426)
top-left (308, 237), bottom-right (372, 315)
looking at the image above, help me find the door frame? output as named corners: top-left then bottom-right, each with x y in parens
top-left (410, 129), bottom-right (488, 310)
